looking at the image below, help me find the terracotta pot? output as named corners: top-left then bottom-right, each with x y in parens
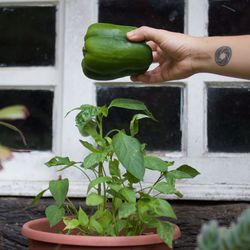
top-left (22, 218), bottom-right (181, 250)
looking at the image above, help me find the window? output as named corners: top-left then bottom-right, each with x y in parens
top-left (0, 0), bottom-right (62, 195)
top-left (96, 84), bottom-right (183, 151)
top-left (1, 0), bottom-right (249, 200)
top-left (0, 90), bottom-right (53, 150)
top-left (0, 6), bottom-right (56, 66)
top-left (207, 85), bottom-right (250, 153)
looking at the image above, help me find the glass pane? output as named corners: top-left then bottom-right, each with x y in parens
top-left (0, 6), bottom-right (56, 66)
top-left (0, 90), bottom-right (53, 151)
top-left (96, 85), bottom-right (182, 151)
top-left (207, 87), bottom-right (250, 152)
top-left (99, 0), bottom-right (185, 32)
top-left (208, 0), bottom-right (250, 36)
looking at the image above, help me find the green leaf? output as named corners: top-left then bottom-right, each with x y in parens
top-left (109, 98), bottom-right (148, 111)
top-left (120, 187), bottom-right (136, 203)
top-left (78, 207), bottom-right (89, 226)
top-left (77, 104), bottom-right (99, 120)
top-left (49, 179), bottom-right (69, 206)
top-left (137, 198), bottom-right (157, 224)
top-left (28, 188), bottom-right (49, 208)
top-left (165, 161), bottom-right (175, 167)
top-left (83, 152), bottom-right (107, 169)
top-left (46, 156), bottom-right (75, 167)
top-left (137, 197), bottom-right (176, 223)
top-left (106, 226), bottom-right (116, 236)
top-left (169, 165), bottom-right (200, 179)
top-left (118, 203), bottom-right (136, 219)
top-left (79, 140), bottom-right (98, 152)
top-left (89, 216), bottom-right (103, 234)
top-left (112, 197), bottom-right (123, 211)
top-left (63, 218), bottom-right (80, 230)
top-left (115, 219), bottom-right (126, 235)
top-left (75, 105), bottom-right (100, 136)
top-left (0, 105), bottom-right (28, 120)
top-left (144, 155), bottom-right (169, 172)
top-left (107, 189), bottom-right (124, 200)
top-left (112, 131), bottom-right (144, 180)
top-left (109, 98), bottom-right (155, 120)
top-left (86, 193), bottom-right (104, 206)
top-left (150, 198), bottom-right (176, 219)
top-left (108, 183), bottom-right (123, 192)
top-left (123, 171), bottom-right (140, 184)
top-left (157, 221), bottom-right (175, 248)
top-left (76, 116), bottom-right (96, 137)
top-left (92, 210), bottom-right (112, 232)
top-left (87, 176), bottom-right (112, 193)
top-left (109, 159), bottom-right (121, 177)
top-left (130, 114), bottom-right (151, 136)
top-left (45, 204), bottom-right (65, 227)
top-left (154, 182), bottom-right (183, 198)
top-left (98, 105), bottom-right (109, 117)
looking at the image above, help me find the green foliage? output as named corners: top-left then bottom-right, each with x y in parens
top-left (197, 208), bottom-right (250, 250)
top-left (33, 98), bottom-right (200, 248)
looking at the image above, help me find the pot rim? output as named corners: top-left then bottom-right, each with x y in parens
top-left (22, 218), bottom-right (181, 247)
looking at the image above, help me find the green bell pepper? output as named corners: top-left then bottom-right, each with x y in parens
top-left (82, 23), bottom-right (153, 80)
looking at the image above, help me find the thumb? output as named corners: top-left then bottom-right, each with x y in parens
top-left (127, 26), bottom-right (165, 44)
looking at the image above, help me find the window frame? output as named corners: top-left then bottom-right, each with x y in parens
top-left (1, 0), bottom-right (250, 201)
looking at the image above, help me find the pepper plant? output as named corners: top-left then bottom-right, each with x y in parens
top-left (32, 98), bottom-right (199, 248)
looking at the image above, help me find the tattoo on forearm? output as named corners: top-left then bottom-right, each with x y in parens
top-left (215, 46), bottom-right (232, 66)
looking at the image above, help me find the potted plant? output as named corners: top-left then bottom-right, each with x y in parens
top-left (22, 97), bottom-right (200, 250)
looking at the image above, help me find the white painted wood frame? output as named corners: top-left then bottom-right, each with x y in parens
top-left (1, 0), bottom-right (249, 200)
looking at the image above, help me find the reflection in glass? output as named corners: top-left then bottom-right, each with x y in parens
top-left (99, 0), bottom-right (184, 32)
top-left (209, 0), bottom-right (250, 36)
top-left (0, 90), bottom-right (53, 151)
top-left (0, 6), bottom-right (56, 66)
top-left (96, 85), bottom-right (182, 151)
top-left (208, 87), bottom-right (250, 152)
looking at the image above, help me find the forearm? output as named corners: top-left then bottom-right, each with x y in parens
top-left (192, 35), bottom-right (250, 79)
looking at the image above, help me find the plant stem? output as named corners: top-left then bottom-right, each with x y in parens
top-left (153, 192), bottom-right (161, 198)
top-left (137, 186), bottom-right (152, 193)
top-left (98, 163), bottom-right (103, 195)
top-left (102, 166), bottom-right (107, 208)
top-left (105, 129), bottom-right (120, 138)
top-left (147, 173), bottom-right (164, 195)
top-left (73, 165), bottom-right (92, 182)
top-left (139, 181), bottom-right (143, 191)
top-left (66, 197), bottom-right (78, 215)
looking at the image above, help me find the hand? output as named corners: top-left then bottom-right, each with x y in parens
top-left (127, 26), bottom-right (197, 83)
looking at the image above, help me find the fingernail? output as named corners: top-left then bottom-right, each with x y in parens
top-left (127, 31), bottom-right (135, 38)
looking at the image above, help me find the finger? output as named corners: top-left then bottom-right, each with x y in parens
top-left (146, 41), bottom-right (158, 51)
top-left (152, 51), bottom-right (160, 63)
top-left (131, 66), bottom-right (165, 83)
top-left (127, 26), bottom-right (166, 44)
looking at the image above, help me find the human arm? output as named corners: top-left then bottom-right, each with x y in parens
top-left (126, 26), bottom-right (250, 83)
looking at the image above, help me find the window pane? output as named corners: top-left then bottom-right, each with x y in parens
top-left (0, 6), bottom-right (56, 66)
top-left (96, 85), bottom-right (182, 151)
top-left (207, 87), bottom-right (250, 152)
top-left (208, 0), bottom-right (250, 36)
top-left (99, 0), bottom-right (185, 32)
top-left (0, 90), bottom-right (53, 151)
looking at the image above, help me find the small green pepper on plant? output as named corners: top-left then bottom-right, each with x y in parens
top-left (32, 98), bottom-right (199, 248)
